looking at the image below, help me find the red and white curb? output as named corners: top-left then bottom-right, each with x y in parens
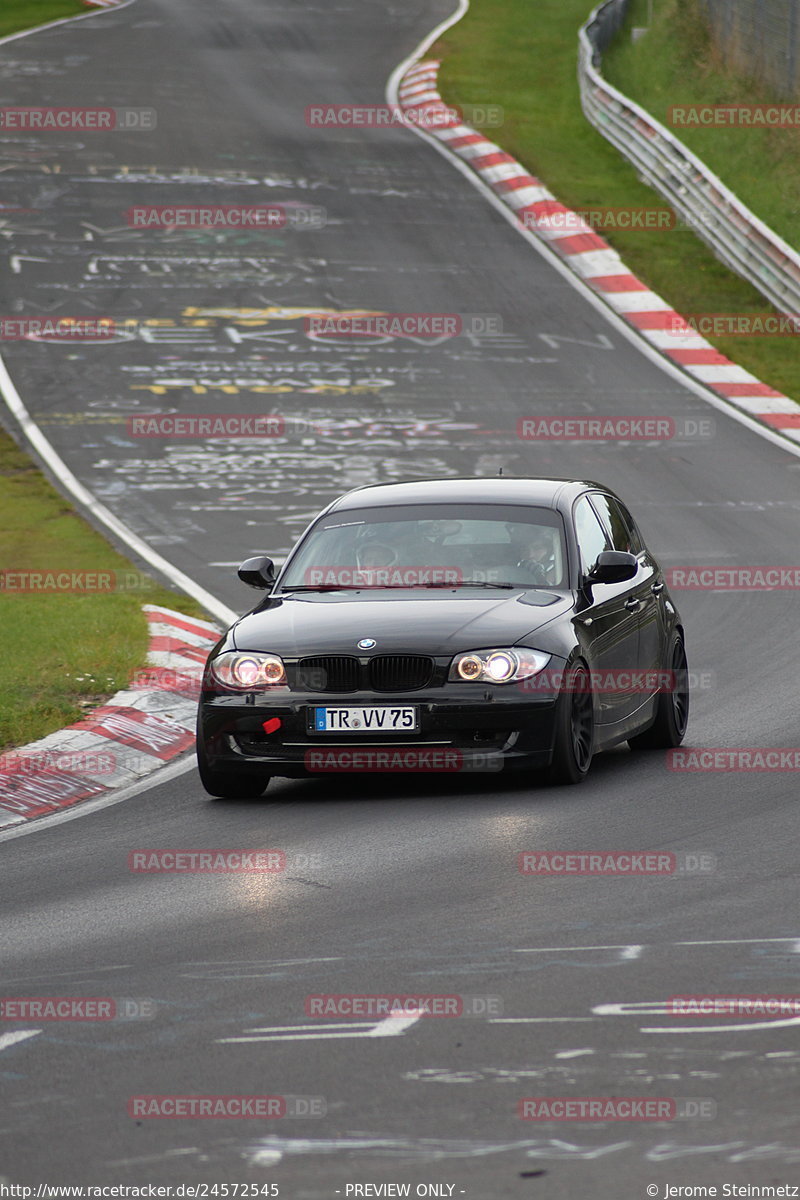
top-left (398, 61), bottom-right (800, 443)
top-left (0, 606), bottom-right (219, 829)
top-left (83, 1), bottom-right (123, 8)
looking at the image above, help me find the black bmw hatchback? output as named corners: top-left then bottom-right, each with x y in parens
top-left (196, 477), bottom-right (688, 795)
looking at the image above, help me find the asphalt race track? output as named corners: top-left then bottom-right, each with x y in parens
top-left (1, 0), bottom-right (799, 1194)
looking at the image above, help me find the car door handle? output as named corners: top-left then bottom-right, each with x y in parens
top-left (624, 596), bottom-right (641, 611)
top-left (651, 581), bottom-right (665, 595)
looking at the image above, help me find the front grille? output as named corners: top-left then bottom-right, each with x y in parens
top-left (296, 654), bottom-right (435, 692)
top-left (369, 655), bottom-right (434, 691)
top-left (297, 656), bottom-right (360, 693)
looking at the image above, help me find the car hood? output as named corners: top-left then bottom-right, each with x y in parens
top-left (231, 590), bottom-right (573, 656)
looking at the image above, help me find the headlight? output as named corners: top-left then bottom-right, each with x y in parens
top-left (448, 648), bottom-right (551, 684)
top-left (208, 651), bottom-right (287, 691)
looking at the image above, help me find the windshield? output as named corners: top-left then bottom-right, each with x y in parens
top-left (278, 503), bottom-right (568, 590)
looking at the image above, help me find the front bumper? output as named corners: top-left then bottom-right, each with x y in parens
top-left (198, 681), bottom-right (561, 777)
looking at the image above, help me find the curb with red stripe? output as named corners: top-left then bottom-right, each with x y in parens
top-left (398, 62), bottom-right (800, 442)
top-left (0, 606), bottom-right (219, 829)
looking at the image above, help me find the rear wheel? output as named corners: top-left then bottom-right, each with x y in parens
top-left (628, 633), bottom-right (689, 750)
top-left (546, 662), bottom-right (594, 785)
top-left (196, 736), bottom-right (270, 799)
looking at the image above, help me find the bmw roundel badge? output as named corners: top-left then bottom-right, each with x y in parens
top-left (357, 638), bottom-right (377, 650)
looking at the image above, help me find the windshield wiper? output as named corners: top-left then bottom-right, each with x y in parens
top-left (420, 580), bottom-right (516, 589)
top-left (278, 584), bottom-right (366, 592)
top-left (279, 580), bottom-right (518, 593)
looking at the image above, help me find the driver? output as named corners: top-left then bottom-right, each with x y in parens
top-left (513, 526), bottom-right (557, 583)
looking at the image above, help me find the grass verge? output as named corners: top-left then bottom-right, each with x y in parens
top-left (433, 0), bottom-right (800, 403)
top-left (0, 1), bottom-right (87, 39)
top-left (0, 426), bottom-right (207, 754)
top-left (604, 0), bottom-right (800, 255)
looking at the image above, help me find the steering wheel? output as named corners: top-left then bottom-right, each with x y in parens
top-left (516, 558), bottom-right (550, 585)
top-left (356, 541), bottom-right (399, 569)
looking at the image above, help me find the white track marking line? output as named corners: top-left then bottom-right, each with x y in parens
top-left (513, 938), bottom-right (799, 952)
top-left (641, 1017), bottom-right (800, 1034)
top-left (0, 1030), bottom-right (41, 1053)
top-left (0, 360), bottom-right (236, 627)
top-left (365, 1011), bottom-right (421, 1036)
top-left (218, 1011), bottom-right (422, 1043)
top-left (181, 958), bottom-right (343, 968)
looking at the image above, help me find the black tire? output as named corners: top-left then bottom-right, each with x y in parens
top-left (196, 736), bottom-right (270, 799)
top-left (628, 633), bottom-right (689, 750)
top-left (545, 662), bottom-right (594, 785)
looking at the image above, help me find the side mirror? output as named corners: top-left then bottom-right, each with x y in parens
top-left (587, 550), bottom-right (638, 585)
top-left (237, 555), bottom-right (276, 590)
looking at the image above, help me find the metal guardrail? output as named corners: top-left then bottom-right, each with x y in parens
top-left (578, 0), bottom-right (800, 317)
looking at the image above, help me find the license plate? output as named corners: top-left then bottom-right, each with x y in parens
top-left (310, 705), bottom-right (419, 734)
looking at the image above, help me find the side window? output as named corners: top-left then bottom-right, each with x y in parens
top-left (574, 495), bottom-right (610, 575)
top-left (614, 500), bottom-right (644, 555)
top-left (589, 493), bottom-right (640, 554)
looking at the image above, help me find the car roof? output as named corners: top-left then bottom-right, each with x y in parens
top-left (327, 476), bottom-right (612, 513)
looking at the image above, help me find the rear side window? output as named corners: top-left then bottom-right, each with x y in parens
top-left (589, 493), bottom-right (642, 555)
top-left (574, 495), bottom-right (610, 575)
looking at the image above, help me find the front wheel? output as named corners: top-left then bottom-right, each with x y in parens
top-left (628, 633), bottom-right (689, 750)
top-left (196, 736), bottom-right (271, 799)
top-left (545, 662), bottom-right (594, 785)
